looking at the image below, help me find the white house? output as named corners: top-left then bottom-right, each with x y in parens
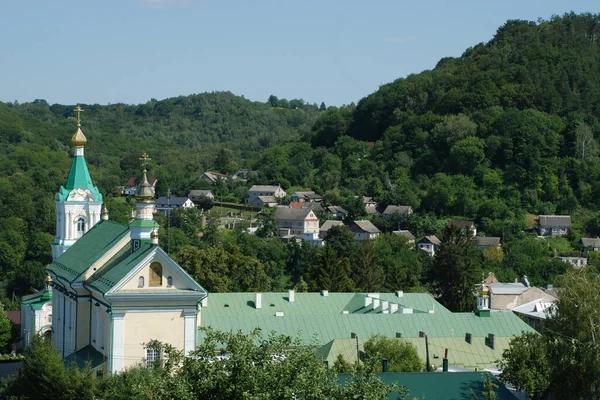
top-left (188, 190), bottom-right (214, 202)
top-left (248, 185), bottom-right (286, 207)
top-left (382, 205), bottom-right (413, 220)
top-left (538, 215), bottom-right (571, 237)
top-left (349, 220), bottom-right (381, 241)
top-left (273, 208), bottom-right (319, 238)
top-left (155, 196), bottom-right (195, 214)
top-left (448, 220), bottom-right (476, 236)
top-left (417, 235), bottom-right (441, 256)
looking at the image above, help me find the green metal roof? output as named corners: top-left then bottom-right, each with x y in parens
top-left (47, 220), bottom-right (130, 283)
top-left (339, 372), bottom-right (517, 400)
top-left (85, 242), bottom-right (155, 294)
top-left (64, 345), bottom-right (105, 370)
top-left (21, 289), bottom-right (52, 310)
top-left (57, 155), bottom-right (103, 201)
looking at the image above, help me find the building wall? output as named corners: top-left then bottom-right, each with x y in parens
top-left (121, 261), bottom-right (188, 290)
top-left (490, 287), bottom-right (556, 310)
top-left (76, 298), bottom-right (91, 351)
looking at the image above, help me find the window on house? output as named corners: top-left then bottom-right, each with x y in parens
top-left (167, 276), bottom-right (173, 287)
top-left (138, 276), bottom-right (144, 288)
top-left (146, 347), bottom-right (161, 367)
top-left (149, 262), bottom-right (162, 286)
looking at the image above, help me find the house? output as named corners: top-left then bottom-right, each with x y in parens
top-left (325, 206), bottom-right (348, 220)
top-left (35, 120), bottom-right (207, 375)
top-left (448, 220), bottom-right (476, 236)
top-left (290, 191), bottom-right (317, 202)
top-left (538, 215), bottom-right (571, 237)
top-left (511, 298), bottom-right (555, 332)
top-left (475, 236), bottom-right (501, 250)
top-left (155, 196), bottom-right (195, 214)
top-left (349, 220), bottom-right (381, 241)
top-left (362, 196), bottom-right (378, 214)
top-left (556, 256), bottom-right (587, 268)
top-left (248, 185), bottom-right (286, 207)
top-left (273, 208), bottom-right (319, 238)
top-left (486, 278), bottom-right (557, 311)
top-left (392, 230), bottom-right (415, 244)
top-left (320, 220), bottom-right (345, 239)
top-left (289, 201), bottom-right (323, 211)
top-left (200, 171), bottom-right (228, 185)
top-left (254, 196), bottom-right (278, 208)
top-left (581, 238), bottom-right (600, 254)
top-left (231, 169), bottom-right (253, 182)
top-left (20, 276), bottom-right (53, 347)
top-left (121, 177), bottom-right (157, 196)
top-left (382, 205), bottom-right (413, 220)
top-left (417, 236), bottom-right (441, 256)
top-left (188, 190), bottom-right (214, 202)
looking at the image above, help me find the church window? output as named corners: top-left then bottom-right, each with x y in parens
top-left (48, 315), bottom-right (52, 324)
top-left (76, 217), bottom-right (85, 233)
top-left (146, 347), bottom-right (161, 367)
top-left (167, 276), bottom-right (173, 287)
top-left (138, 276), bottom-right (144, 288)
top-left (149, 262), bottom-right (162, 286)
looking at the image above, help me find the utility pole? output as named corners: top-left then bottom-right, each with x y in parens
top-left (356, 335), bottom-right (360, 365)
top-left (425, 334), bottom-right (431, 372)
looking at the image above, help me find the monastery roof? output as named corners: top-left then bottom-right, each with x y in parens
top-left (47, 220), bottom-right (130, 283)
top-left (56, 154), bottom-right (103, 202)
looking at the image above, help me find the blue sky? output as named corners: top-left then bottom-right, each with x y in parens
top-left (0, 0), bottom-right (597, 106)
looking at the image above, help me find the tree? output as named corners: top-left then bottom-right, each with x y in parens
top-left (325, 225), bottom-right (357, 258)
top-left (574, 123), bottom-right (598, 161)
top-left (319, 101), bottom-right (327, 111)
top-left (352, 240), bottom-right (385, 292)
top-left (306, 244), bottom-right (355, 292)
top-left (431, 226), bottom-right (482, 312)
top-left (362, 335), bottom-right (423, 373)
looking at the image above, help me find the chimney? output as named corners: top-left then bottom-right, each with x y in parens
top-left (255, 293), bottom-right (262, 309)
top-left (546, 284), bottom-right (553, 290)
top-left (522, 275), bottom-right (530, 287)
top-left (288, 289), bottom-right (295, 303)
top-left (390, 303), bottom-right (398, 313)
top-left (487, 334), bottom-right (495, 349)
top-left (419, 331), bottom-right (425, 338)
top-left (351, 332), bottom-right (358, 339)
top-left (275, 311), bottom-right (284, 317)
top-left (373, 298), bottom-right (381, 309)
top-left (381, 358), bottom-right (388, 372)
top-left (201, 297), bottom-right (208, 308)
top-left (381, 301), bottom-right (389, 311)
top-left (364, 296), bottom-right (373, 307)
top-left (396, 290), bottom-right (404, 297)
top-left (395, 332), bottom-right (402, 338)
top-left (321, 290), bottom-right (329, 297)
top-left (465, 333), bottom-right (472, 344)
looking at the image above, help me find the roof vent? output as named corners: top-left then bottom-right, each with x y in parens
top-left (342, 310), bottom-right (349, 314)
top-left (351, 332), bottom-right (358, 339)
top-left (321, 290), bottom-right (329, 297)
top-left (390, 303), bottom-right (398, 313)
top-left (364, 296), bottom-right (373, 307)
top-left (465, 333), bottom-right (472, 344)
top-left (396, 332), bottom-right (402, 338)
top-left (373, 298), bottom-right (381, 309)
top-left (402, 307), bottom-right (413, 314)
top-left (255, 293), bottom-right (262, 309)
top-left (367, 292), bottom-right (380, 299)
top-left (275, 311), bottom-right (284, 317)
top-left (288, 289), bottom-right (295, 303)
top-left (419, 331), bottom-right (425, 338)
top-left (396, 290), bottom-right (404, 297)
top-left (381, 301), bottom-right (389, 311)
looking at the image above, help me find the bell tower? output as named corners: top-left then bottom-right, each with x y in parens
top-left (51, 106), bottom-right (103, 260)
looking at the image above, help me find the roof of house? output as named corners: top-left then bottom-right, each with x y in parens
top-left (539, 215), bottom-right (571, 228)
top-left (350, 220), bottom-right (381, 234)
top-left (582, 238), bottom-right (600, 248)
top-left (249, 185), bottom-right (284, 192)
top-left (156, 196), bottom-right (192, 206)
top-left (475, 237), bottom-right (501, 247)
top-left (47, 220), bottom-right (130, 283)
top-left (56, 154), bottom-right (103, 202)
top-left (382, 205), bottom-right (412, 215)
top-left (5, 311), bottom-right (20, 326)
top-left (125, 177), bottom-right (136, 187)
top-left (320, 220), bottom-right (345, 232)
top-left (362, 196), bottom-right (377, 204)
top-left (393, 230), bottom-right (415, 241)
top-left (326, 206), bottom-right (348, 215)
top-left (292, 191), bottom-right (316, 197)
top-left (419, 235), bottom-right (441, 245)
top-left (198, 292), bottom-right (533, 346)
top-left (339, 372), bottom-right (517, 400)
top-left (257, 196), bottom-right (277, 203)
top-left (204, 171), bottom-right (228, 177)
top-left (511, 298), bottom-right (555, 320)
top-left (448, 220), bottom-right (475, 229)
top-left (188, 190), bottom-right (213, 197)
top-left (488, 282), bottom-right (528, 295)
top-left (274, 208), bottom-right (315, 221)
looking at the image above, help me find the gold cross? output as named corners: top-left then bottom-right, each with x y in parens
top-left (139, 152), bottom-right (151, 172)
top-left (74, 105), bottom-right (84, 127)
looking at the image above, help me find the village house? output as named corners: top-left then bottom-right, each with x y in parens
top-left (448, 220), bottom-right (477, 236)
top-left (231, 169), bottom-right (253, 182)
top-left (581, 237), bottom-right (600, 254)
top-left (362, 196), bottom-right (378, 214)
top-left (187, 190), bottom-right (214, 202)
top-left (511, 298), bottom-right (555, 332)
top-left (382, 205), bottom-right (413, 220)
top-left (485, 275), bottom-right (557, 311)
top-left (393, 230), bottom-right (416, 244)
top-left (556, 256), bottom-right (587, 268)
top-left (248, 185), bottom-right (287, 207)
top-left (417, 235), bottom-right (441, 256)
top-left (200, 171), bottom-right (228, 185)
top-left (349, 220), bottom-right (381, 241)
top-left (538, 215), bottom-right (571, 237)
top-left (120, 176), bottom-right (157, 196)
top-left (273, 208), bottom-right (319, 238)
top-left (155, 196), bottom-right (195, 215)
top-left (475, 236), bottom-right (501, 250)
top-left (319, 220), bottom-right (345, 239)
top-left (290, 191), bottom-right (321, 202)
top-left (254, 196), bottom-right (278, 208)
top-left (325, 205), bottom-right (349, 220)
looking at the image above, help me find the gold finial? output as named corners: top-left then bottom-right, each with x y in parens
top-left (74, 105), bottom-right (84, 128)
top-left (139, 152), bottom-right (151, 173)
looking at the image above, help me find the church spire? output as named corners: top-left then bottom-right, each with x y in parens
top-left (71, 105), bottom-right (88, 150)
top-left (129, 152), bottom-right (157, 243)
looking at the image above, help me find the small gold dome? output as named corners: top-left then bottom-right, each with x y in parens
top-left (45, 275), bottom-right (53, 285)
top-left (151, 228), bottom-right (159, 239)
top-left (71, 127), bottom-right (87, 147)
top-left (136, 171), bottom-right (155, 201)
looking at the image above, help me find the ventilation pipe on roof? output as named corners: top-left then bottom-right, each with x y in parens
top-left (255, 293), bottom-right (262, 309)
top-left (402, 307), bottom-right (413, 314)
top-left (522, 275), bottom-right (531, 287)
top-left (288, 289), bottom-right (295, 303)
top-left (373, 298), bottom-right (381, 309)
top-left (275, 311), bottom-right (284, 317)
top-left (321, 290), bottom-right (329, 297)
top-left (364, 296), bottom-right (373, 307)
top-left (381, 301), bottom-right (389, 311)
top-left (390, 303), bottom-right (398, 313)
top-left (396, 290), bottom-right (404, 297)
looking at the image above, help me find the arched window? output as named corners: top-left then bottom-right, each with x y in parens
top-left (149, 262), bottom-right (162, 286)
top-left (76, 217), bottom-right (85, 235)
top-left (138, 276), bottom-right (145, 288)
top-left (166, 276), bottom-right (173, 287)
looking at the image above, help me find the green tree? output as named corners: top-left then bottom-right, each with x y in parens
top-left (362, 335), bottom-right (423, 373)
top-left (352, 240), bottom-right (385, 292)
top-left (306, 244), bottom-right (355, 292)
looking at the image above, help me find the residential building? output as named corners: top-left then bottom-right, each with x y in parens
top-left (325, 205), bottom-right (348, 220)
top-left (155, 196), bottom-right (195, 214)
top-left (362, 196), bottom-right (378, 214)
top-left (511, 298), bottom-right (555, 332)
top-left (448, 220), bottom-right (476, 236)
top-left (232, 169), bottom-right (253, 182)
top-left (188, 190), bottom-right (214, 202)
top-left (200, 171), bottom-right (228, 185)
top-left (20, 276), bottom-right (53, 347)
top-left (382, 205), bottom-right (413, 220)
top-left (417, 236), bottom-right (441, 256)
top-left (538, 215), bottom-right (571, 237)
top-left (475, 236), bottom-right (501, 250)
top-left (289, 201), bottom-right (323, 211)
top-left (392, 230), bottom-right (416, 244)
top-left (487, 278), bottom-right (557, 311)
top-left (320, 220), bottom-right (345, 239)
top-left (254, 196), bottom-right (278, 208)
top-left (556, 256), bottom-right (587, 268)
top-left (273, 208), bottom-right (319, 238)
top-left (349, 220), bottom-right (381, 241)
top-left (248, 185), bottom-right (286, 207)
top-left (581, 237), bottom-right (600, 254)
top-left (290, 191), bottom-right (317, 202)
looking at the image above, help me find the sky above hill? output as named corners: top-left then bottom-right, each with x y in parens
top-left (1, 1), bottom-right (597, 107)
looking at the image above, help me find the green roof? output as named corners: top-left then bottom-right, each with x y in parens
top-left (47, 220), bottom-right (130, 283)
top-left (21, 289), bottom-right (53, 310)
top-left (57, 155), bottom-right (103, 201)
top-left (64, 345), bottom-right (105, 370)
top-left (339, 372), bottom-right (517, 400)
top-left (85, 242), bottom-right (155, 294)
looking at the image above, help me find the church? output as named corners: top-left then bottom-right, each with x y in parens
top-left (39, 107), bottom-right (207, 374)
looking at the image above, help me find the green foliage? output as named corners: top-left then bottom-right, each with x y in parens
top-left (362, 335), bottom-right (424, 373)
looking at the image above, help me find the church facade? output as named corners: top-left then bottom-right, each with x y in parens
top-left (42, 109), bottom-right (207, 374)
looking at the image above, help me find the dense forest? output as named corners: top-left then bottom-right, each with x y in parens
top-left (3, 13), bottom-right (600, 308)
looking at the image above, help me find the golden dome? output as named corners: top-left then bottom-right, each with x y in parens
top-left (136, 171), bottom-right (155, 201)
top-left (71, 127), bottom-right (87, 147)
top-left (45, 275), bottom-right (53, 285)
top-left (151, 228), bottom-right (159, 239)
